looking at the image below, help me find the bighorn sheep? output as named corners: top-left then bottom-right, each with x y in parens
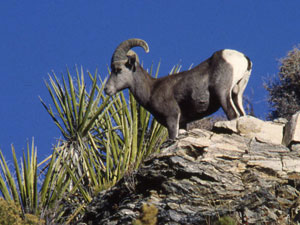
top-left (104, 38), bottom-right (252, 139)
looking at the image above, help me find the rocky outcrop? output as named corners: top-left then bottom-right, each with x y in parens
top-left (81, 115), bottom-right (300, 225)
top-left (214, 115), bottom-right (286, 145)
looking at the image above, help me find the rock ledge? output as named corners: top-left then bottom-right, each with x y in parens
top-left (81, 116), bottom-right (300, 225)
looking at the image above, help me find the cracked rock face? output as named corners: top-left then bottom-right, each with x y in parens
top-left (81, 118), bottom-right (300, 225)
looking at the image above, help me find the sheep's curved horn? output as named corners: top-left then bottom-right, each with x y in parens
top-left (111, 39), bottom-right (149, 63)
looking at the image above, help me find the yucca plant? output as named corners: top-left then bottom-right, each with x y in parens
top-left (0, 139), bottom-right (69, 222)
top-left (40, 67), bottom-right (114, 187)
top-left (38, 67), bottom-right (119, 223)
top-left (40, 67), bottom-right (111, 140)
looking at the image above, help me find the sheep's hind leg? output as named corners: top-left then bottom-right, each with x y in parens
top-left (232, 70), bottom-right (251, 117)
top-left (217, 88), bottom-right (240, 120)
top-left (178, 121), bottom-right (188, 137)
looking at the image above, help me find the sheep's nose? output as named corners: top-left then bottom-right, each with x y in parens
top-left (104, 87), bottom-right (109, 95)
top-left (104, 86), bottom-right (112, 96)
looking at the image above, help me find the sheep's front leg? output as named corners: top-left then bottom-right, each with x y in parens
top-left (166, 113), bottom-right (181, 140)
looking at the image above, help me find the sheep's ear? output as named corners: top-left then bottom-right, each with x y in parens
top-left (126, 55), bottom-right (136, 71)
top-left (128, 54), bottom-right (136, 66)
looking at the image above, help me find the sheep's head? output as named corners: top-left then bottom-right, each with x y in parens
top-left (104, 39), bottom-right (149, 96)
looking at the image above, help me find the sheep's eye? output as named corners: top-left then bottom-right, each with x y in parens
top-left (112, 67), bottom-right (122, 75)
top-left (116, 68), bottom-right (122, 74)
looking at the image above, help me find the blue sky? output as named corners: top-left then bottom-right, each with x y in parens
top-left (0, 1), bottom-right (299, 160)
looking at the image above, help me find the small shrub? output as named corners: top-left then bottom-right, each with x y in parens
top-left (133, 203), bottom-right (158, 225)
top-left (265, 45), bottom-right (300, 120)
top-left (0, 198), bottom-right (44, 225)
top-left (216, 216), bottom-right (237, 225)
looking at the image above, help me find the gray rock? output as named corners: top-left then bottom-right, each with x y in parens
top-left (214, 119), bottom-right (238, 133)
top-left (237, 116), bottom-right (284, 145)
top-left (213, 116), bottom-right (285, 145)
top-left (282, 111), bottom-right (300, 146)
top-left (81, 125), bottom-right (300, 225)
top-left (273, 117), bottom-right (288, 124)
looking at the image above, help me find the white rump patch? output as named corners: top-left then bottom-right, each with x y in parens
top-left (222, 49), bottom-right (250, 116)
top-left (222, 49), bottom-right (248, 84)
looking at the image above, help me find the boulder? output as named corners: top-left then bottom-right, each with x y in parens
top-left (214, 116), bottom-right (285, 145)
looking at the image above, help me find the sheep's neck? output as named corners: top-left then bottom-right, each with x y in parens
top-left (129, 67), bottom-right (154, 108)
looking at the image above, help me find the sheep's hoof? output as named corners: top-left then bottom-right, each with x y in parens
top-left (161, 138), bottom-right (177, 148)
